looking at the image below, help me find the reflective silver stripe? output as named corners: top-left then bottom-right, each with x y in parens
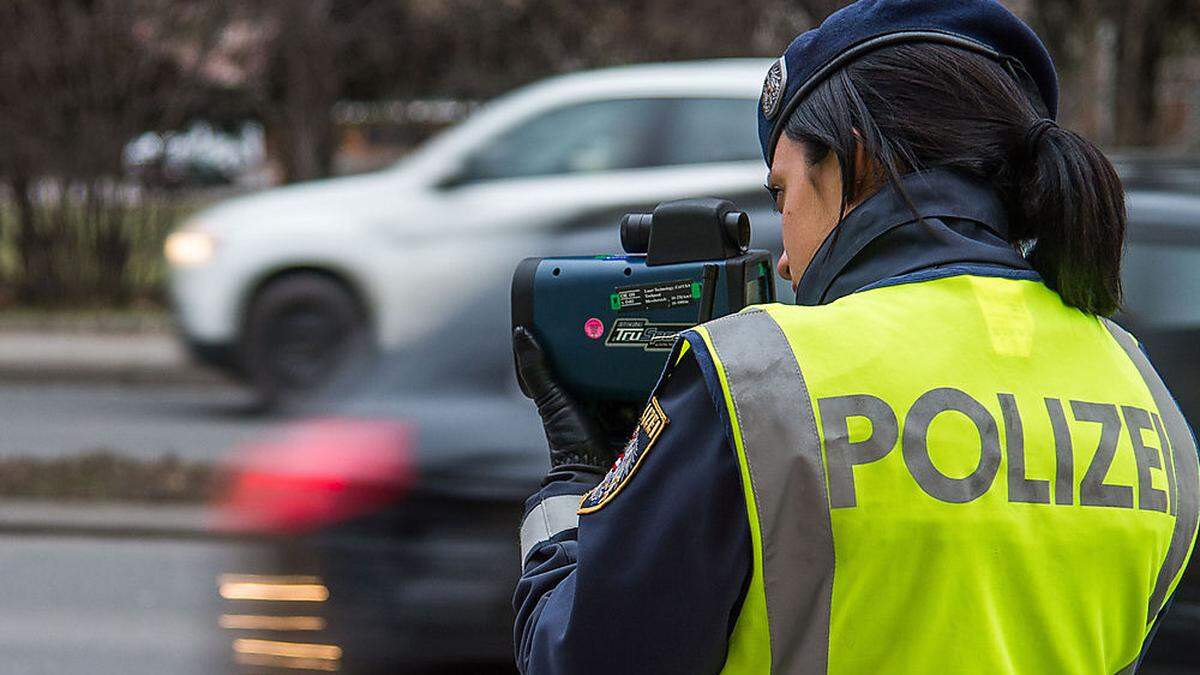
top-left (519, 494), bottom-right (581, 564)
top-left (1103, 319), bottom-right (1200, 623)
top-left (705, 309), bottom-right (833, 675)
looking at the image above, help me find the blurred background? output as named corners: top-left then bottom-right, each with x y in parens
top-left (0, 1), bottom-right (1195, 673)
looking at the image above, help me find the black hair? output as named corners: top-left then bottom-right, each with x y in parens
top-left (783, 43), bottom-right (1125, 316)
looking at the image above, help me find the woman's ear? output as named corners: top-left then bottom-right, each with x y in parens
top-left (848, 128), bottom-right (884, 209)
top-left (851, 129), bottom-right (869, 178)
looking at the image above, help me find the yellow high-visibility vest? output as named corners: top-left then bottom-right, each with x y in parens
top-left (683, 273), bottom-right (1199, 674)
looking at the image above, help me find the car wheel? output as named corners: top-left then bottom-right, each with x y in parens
top-left (242, 273), bottom-right (371, 408)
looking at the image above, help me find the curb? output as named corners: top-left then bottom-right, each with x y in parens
top-left (0, 330), bottom-right (228, 386)
top-left (0, 363), bottom-right (226, 387)
top-left (0, 500), bottom-right (218, 539)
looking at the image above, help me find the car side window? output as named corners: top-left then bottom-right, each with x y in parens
top-left (458, 99), bottom-right (665, 183)
top-left (660, 98), bottom-right (761, 166)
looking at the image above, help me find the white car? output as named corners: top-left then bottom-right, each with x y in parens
top-left (166, 59), bottom-right (774, 403)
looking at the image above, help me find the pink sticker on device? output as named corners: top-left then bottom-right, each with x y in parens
top-left (584, 318), bottom-right (604, 340)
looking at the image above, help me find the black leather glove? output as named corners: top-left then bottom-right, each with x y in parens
top-left (513, 326), bottom-right (614, 471)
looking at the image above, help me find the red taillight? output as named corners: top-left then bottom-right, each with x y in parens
top-left (212, 418), bottom-right (415, 535)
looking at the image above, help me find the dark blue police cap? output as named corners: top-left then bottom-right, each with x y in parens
top-left (758, 0), bottom-right (1058, 166)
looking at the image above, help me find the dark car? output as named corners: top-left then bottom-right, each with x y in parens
top-left (1115, 189), bottom-right (1200, 668)
top-left (211, 186), bottom-right (1200, 673)
top-left (211, 287), bottom-right (543, 673)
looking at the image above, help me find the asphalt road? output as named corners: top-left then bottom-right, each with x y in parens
top-left (0, 382), bottom-right (1195, 674)
top-left (0, 530), bottom-right (1189, 675)
top-left (0, 382), bottom-right (278, 461)
top-left (0, 533), bottom-right (273, 675)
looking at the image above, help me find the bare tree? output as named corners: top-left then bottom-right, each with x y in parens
top-left (793, 0), bottom-right (851, 22)
top-left (1024, 0), bottom-right (1199, 147)
top-left (254, 1), bottom-right (340, 183)
top-left (1105, 0), bottom-right (1192, 146)
top-left (0, 0), bottom-right (229, 305)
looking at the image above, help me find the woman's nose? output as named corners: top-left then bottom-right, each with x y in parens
top-left (777, 251), bottom-right (792, 281)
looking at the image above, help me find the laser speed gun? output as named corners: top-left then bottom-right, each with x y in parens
top-left (511, 198), bottom-right (776, 405)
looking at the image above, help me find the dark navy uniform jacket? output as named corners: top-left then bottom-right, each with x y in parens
top-left (512, 170), bottom-right (1169, 673)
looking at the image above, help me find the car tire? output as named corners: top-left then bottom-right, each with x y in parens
top-left (241, 273), bottom-right (372, 409)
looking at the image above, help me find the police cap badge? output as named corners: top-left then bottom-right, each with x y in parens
top-left (760, 57), bottom-right (787, 121)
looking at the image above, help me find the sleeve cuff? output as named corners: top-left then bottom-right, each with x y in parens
top-left (519, 493), bottom-right (584, 564)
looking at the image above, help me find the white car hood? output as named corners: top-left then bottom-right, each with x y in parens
top-left (194, 171), bottom-right (412, 236)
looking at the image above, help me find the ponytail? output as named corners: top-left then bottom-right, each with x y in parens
top-left (783, 42), bottom-right (1128, 316)
top-left (1017, 124), bottom-right (1125, 315)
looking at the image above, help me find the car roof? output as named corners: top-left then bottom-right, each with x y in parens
top-left (525, 59), bottom-right (773, 97)
top-left (1127, 189), bottom-right (1200, 244)
top-left (481, 59), bottom-right (772, 118)
top-left (396, 59), bottom-right (772, 177)
top-left (1113, 154), bottom-right (1200, 194)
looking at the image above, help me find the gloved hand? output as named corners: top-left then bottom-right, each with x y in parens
top-left (513, 327), bottom-right (615, 471)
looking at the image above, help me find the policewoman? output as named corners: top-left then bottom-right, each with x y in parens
top-left (512, 0), bottom-right (1200, 672)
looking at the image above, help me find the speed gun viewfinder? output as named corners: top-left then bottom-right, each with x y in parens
top-left (511, 198), bottom-right (776, 404)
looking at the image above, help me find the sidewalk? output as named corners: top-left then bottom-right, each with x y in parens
top-left (0, 329), bottom-right (222, 385)
top-left (0, 316), bottom-right (236, 536)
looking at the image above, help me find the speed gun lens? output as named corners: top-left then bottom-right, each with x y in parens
top-left (620, 213), bottom-right (653, 254)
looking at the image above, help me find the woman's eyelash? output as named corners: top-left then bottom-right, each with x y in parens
top-left (765, 184), bottom-right (783, 211)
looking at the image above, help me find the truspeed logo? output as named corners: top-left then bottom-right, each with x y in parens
top-left (604, 318), bottom-right (691, 352)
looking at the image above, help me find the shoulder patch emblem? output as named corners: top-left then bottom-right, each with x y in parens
top-left (578, 397), bottom-right (669, 514)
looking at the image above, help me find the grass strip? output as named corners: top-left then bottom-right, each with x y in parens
top-left (0, 451), bottom-right (215, 503)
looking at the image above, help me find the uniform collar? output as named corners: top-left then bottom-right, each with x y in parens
top-left (794, 168), bottom-right (1031, 306)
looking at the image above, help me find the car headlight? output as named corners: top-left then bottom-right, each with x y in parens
top-left (165, 230), bottom-right (218, 268)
